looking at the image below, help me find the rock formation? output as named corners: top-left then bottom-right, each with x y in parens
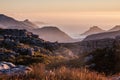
top-left (0, 62), bottom-right (32, 75)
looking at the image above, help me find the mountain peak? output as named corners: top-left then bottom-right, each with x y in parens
top-left (33, 26), bottom-right (74, 43)
top-left (90, 26), bottom-right (100, 30)
top-left (81, 26), bottom-right (105, 36)
top-left (109, 25), bottom-right (120, 32)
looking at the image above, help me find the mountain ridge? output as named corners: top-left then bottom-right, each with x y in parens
top-left (0, 14), bottom-right (75, 43)
top-left (0, 14), bottom-right (38, 29)
top-left (83, 30), bottom-right (120, 41)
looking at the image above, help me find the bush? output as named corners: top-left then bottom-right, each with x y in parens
top-left (86, 48), bottom-right (117, 75)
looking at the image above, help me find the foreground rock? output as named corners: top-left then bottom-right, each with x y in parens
top-left (0, 62), bottom-right (32, 75)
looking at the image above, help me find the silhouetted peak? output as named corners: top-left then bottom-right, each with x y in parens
top-left (89, 26), bottom-right (101, 30)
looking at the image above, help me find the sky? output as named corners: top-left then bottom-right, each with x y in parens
top-left (0, 0), bottom-right (120, 37)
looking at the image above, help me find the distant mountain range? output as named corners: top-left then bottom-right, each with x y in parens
top-left (1, 14), bottom-right (120, 42)
top-left (81, 25), bottom-right (120, 36)
top-left (0, 14), bottom-right (75, 43)
top-left (81, 26), bottom-right (105, 36)
top-left (81, 25), bottom-right (120, 41)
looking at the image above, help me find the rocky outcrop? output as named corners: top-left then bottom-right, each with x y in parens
top-left (0, 28), bottom-right (75, 65)
top-left (0, 62), bottom-right (32, 75)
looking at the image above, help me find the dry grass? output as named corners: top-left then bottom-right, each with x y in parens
top-left (3, 63), bottom-right (108, 80)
